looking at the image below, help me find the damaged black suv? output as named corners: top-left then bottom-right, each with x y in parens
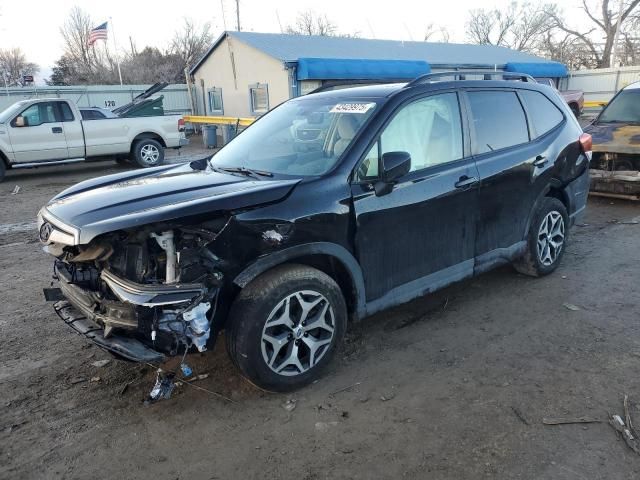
top-left (39, 72), bottom-right (591, 391)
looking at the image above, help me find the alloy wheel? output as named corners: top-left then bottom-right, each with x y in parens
top-left (261, 290), bottom-right (335, 376)
top-left (140, 144), bottom-right (160, 164)
top-left (537, 210), bottom-right (565, 266)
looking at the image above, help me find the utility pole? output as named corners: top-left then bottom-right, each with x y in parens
top-left (236, 0), bottom-right (241, 31)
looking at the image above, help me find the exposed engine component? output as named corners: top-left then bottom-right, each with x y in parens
top-left (151, 231), bottom-right (177, 283)
top-left (183, 302), bottom-right (212, 352)
top-left (52, 223), bottom-right (225, 357)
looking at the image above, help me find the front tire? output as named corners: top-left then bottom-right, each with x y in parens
top-left (514, 197), bottom-right (569, 277)
top-left (225, 264), bottom-right (347, 392)
top-left (0, 160), bottom-right (5, 182)
top-left (132, 139), bottom-right (164, 168)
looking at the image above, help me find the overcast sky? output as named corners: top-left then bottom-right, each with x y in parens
top-left (0, 0), bottom-right (586, 82)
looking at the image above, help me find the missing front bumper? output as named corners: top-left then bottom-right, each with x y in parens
top-left (54, 300), bottom-right (165, 363)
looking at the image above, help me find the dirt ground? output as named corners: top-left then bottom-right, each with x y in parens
top-left (1, 156), bottom-right (640, 480)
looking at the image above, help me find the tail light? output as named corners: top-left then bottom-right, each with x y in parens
top-left (579, 133), bottom-right (592, 159)
top-left (178, 118), bottom-right (185, 132)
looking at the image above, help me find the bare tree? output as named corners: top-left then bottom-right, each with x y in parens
top-left (58, 6), bottom-right (119, 84)
top-left (286, 10), bottom-right (338, 36)
top-left (466, 2), bottom-right (556, 52)
top-left (121, 47), bottom-right (184, 84)
top-left (546, 0), bottom-right (640, 67)
top-left (169, 18), bottom-right (213, 71)
top-left (538, 31), bottom-right (595, 69)
top-left (424, 23), bottom-right (451, 43)
top-left (0, 48), bottom-right (39, 86)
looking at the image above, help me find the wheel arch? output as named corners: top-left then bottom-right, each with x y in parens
top-left (233, 242), bottom-right (367, 321)
top-left (131, 132), bottom-right (167, 150)
top-left (0, 149), bottom-right (9, 169)
top-left (523, 182), bottom-right (570, 239)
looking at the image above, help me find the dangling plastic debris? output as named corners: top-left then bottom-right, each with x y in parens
top-left (145, 369), bottom-right (176, 404)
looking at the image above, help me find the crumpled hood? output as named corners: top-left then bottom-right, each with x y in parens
top-left (584, 122), bottom-right (640, 154)
top-left (44, 162), bottom-right (300, 244)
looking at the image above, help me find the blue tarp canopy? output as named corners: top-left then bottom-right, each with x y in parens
top-left (296, 57), bottom-right (430, 81)
top-left (505, 62), bottom-right (568, 78)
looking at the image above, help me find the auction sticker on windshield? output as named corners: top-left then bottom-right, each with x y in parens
top-left (330, 102), bottom-right (376, 114)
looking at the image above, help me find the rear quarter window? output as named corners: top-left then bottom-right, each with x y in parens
top-left (467, 91), bottom-right (529, 154)
top-left (519, 90), bottom-right (564, 138)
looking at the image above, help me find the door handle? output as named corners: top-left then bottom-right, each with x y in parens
top-left (454, 175), bottom-right (479, 189)
top-left (533, 155), bottom-right (547, 167)
top-left (51, 127), bottom-right (63, 134)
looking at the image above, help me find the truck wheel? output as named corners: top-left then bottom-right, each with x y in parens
top-left (132, 139), bottom-right (164, 168)
top-left (514, 197), bottom-right (569, 277)
top-left (226, 264), bottom-right (347, 392)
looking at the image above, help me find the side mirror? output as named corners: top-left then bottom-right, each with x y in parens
top-left (14, 116), bottom-right (25, 127)
top-left (374, 151), bottom-right (411, 196)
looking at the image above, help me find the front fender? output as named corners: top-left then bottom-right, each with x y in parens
top-left (233, 241), bottom-right (367, 319)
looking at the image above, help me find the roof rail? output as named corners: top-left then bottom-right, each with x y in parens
top-left (404, 70), bottom-right (535, 88)
top-left (308, 79), bottom-right (408, 95)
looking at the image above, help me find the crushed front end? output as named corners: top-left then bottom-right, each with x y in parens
top-left (39, 209), bottom-right (227, 363)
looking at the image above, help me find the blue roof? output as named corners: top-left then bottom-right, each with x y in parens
top-left (296, 58), bottom-right (430, 80)
top-left (192, 31), bottom-right (566, 77)
top-left (504, 61), bottom-right (568, 77)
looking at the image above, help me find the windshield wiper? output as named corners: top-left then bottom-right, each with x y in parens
top-left (212, 165), bottom-right (273, 179)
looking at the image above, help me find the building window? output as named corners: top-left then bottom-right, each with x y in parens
top-left (249, 83), bottom-right (269, 115)
top-left (207, 88), bottom-right (223, 114)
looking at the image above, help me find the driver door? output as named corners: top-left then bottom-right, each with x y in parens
top-left (9, 102), bottom-right (69, 163)
top-left (351, 92), bottom-right (480, 305)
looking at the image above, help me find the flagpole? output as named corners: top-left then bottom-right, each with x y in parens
top-left (109, 17), bottom-right (123, 85)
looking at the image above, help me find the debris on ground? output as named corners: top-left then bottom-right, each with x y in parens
top-left (543, 416), bottom-right (602, 425)
top-left (91, 359), bottom-right (111, 368)
top-left (512, 406), bottom-right (530, 425)
top-left (68, 377), bottom-right (86, 385)
top-left (607, 394), bottom-right (640, 455)
top-left (90, 376), bottom-right (101, 383)
top-left (562, 303), bottom-right (581, 311)
top-left (329, 382), bottom-right (362, 397)
top-left (380, 393), bottom-right (396, 402)
top-left (282, 399), bottom-right (297, 412)
top-left (315, 421), bottom-right (339, 432)
top-left (119, 382), bottom-right (132, 396)
top-left (145, 370), bottom-right (176, 405)
top-left (11, 185), bottom-right (20, 195)
top-left (180, 362), bottom-right (193, 378)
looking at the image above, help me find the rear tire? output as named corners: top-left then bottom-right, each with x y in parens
top-left (514, 197), bottom-right (569, 277)
top-left (225, 264), bottom-right (347, 392)
top-left (132, 138), bottom-right (164, 168)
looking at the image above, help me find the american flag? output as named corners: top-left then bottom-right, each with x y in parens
top-left (88, 22), bottom-right (108, 46)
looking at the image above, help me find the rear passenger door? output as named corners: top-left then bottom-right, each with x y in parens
top-left (465, 89), bottom-right (564, 267)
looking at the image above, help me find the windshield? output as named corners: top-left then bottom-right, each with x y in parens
top-left (211, 96), bottom-right (379, 176)
top-left (0, 101), bottom-right (28, 123)
top-left (599, 89), bottom-right (640, 123)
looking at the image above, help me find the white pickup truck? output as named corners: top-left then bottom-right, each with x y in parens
top-left (0, 98), bottom-right (187, 181)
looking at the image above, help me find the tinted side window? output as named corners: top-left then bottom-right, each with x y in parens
top-left (57, 102), bottom-right (75, 122)
top-left (81, 110), bottom-right (105, 120)
top-left (467, 91), bottom-right (529, 154)
top-left (380, 93), bottom-right (463, 172)
top-left (519, 90), bottom-right (564, 138)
